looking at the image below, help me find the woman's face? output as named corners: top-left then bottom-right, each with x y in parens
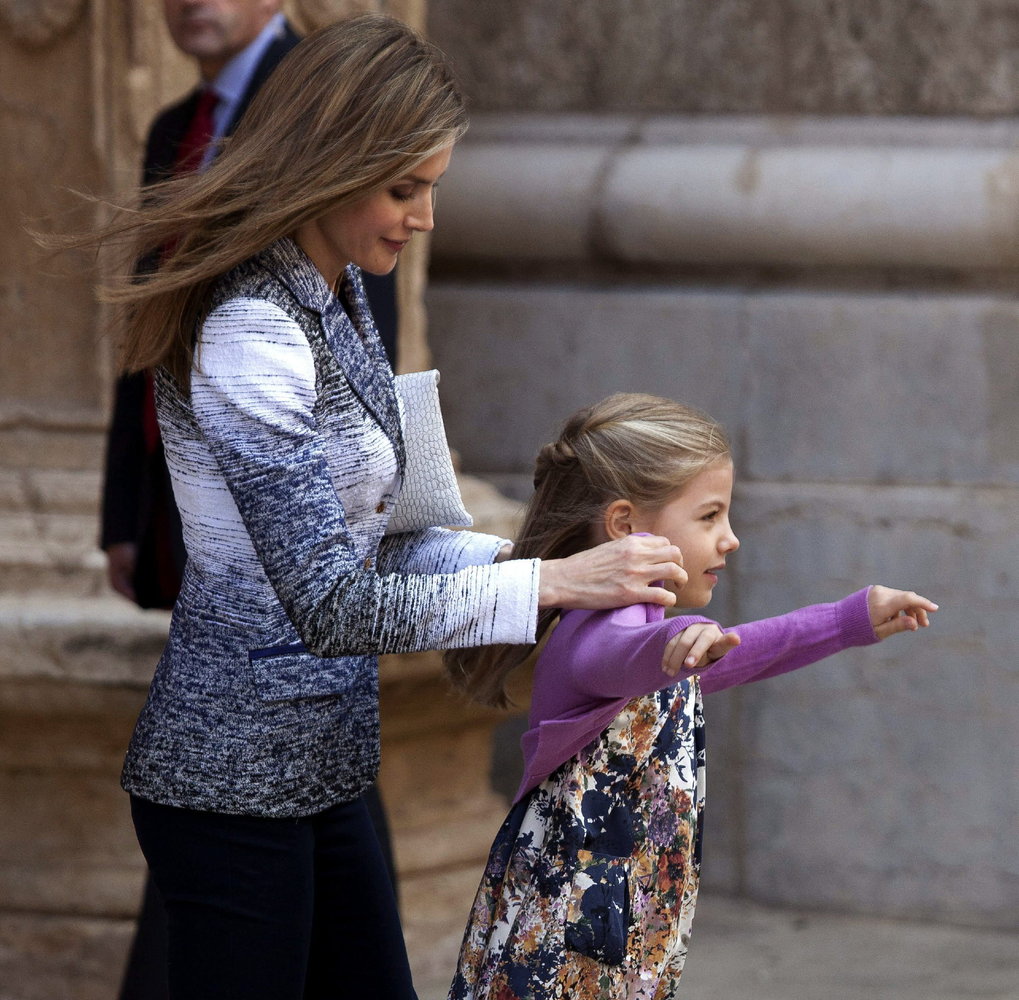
top-left (294, 145), bottom-right (453, 287)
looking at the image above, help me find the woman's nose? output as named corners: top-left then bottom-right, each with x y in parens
top-left (408, 198), bottom-right (434, 232)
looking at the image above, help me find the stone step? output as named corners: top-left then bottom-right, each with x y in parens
top-left (0, 595), bottom-right (169, 688)
top-left (0, 515), bottom-right (108, 597)
top-left (0, 467), bottom-right (108, 596)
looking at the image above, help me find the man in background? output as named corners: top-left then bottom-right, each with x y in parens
top-left (103, 4), bottom-right (397, 996)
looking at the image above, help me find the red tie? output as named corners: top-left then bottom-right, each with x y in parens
top-left (174, 87), bottom-right (219, 175)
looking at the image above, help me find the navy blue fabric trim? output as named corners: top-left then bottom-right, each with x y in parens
top-left (249, 642), bottom-right (308, 660)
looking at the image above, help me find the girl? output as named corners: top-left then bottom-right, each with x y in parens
top-left (67, 17), bottom-right (686, 1000)
top-left (446, 393), bottom-right (937, 1000)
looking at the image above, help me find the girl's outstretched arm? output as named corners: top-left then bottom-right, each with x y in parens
top-left (697, 586), bottom-right (939, 696)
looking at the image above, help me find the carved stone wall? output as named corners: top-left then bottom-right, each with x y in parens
top-left (430, 0), bottom-right (1019, 115)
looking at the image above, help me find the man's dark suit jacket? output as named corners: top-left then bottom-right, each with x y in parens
top-left (101, 20), bottom-right (398, 607)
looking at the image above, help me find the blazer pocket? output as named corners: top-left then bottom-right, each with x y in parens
top-left (248, 644), bottom-right (363, 702)
top-left (564, 850), bottom-right (631, 966)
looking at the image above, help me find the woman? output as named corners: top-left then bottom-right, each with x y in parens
top-left (91, 15), bottom-right (685, 1000)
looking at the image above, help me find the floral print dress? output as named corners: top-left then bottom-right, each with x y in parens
top-left (450, 676), bottom-right (705, 1000)
top-left (449, 589), bottom-right (878, 1000)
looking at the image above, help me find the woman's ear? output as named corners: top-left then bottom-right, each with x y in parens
top-left (603, 499), bottom-right (636, 541)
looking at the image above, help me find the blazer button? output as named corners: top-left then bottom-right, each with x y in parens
top-left (363, 557), bottom-right (374, 569)
top-left (375, 502), bottom-right (386, 514)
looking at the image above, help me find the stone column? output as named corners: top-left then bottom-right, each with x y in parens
top-left (1, 6), bottom-right (193, 995)
top-left (0, 2), bottom-right (517, 996)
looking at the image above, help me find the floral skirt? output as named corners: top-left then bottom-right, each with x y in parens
top-left (450, 679), bottom-right (706, 1000)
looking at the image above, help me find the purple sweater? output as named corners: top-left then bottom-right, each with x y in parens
top-left (515, 588), bottom-right (878, 802)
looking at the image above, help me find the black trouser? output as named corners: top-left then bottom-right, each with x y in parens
top-left (119, 787), bottom-right (397, 1000)
top-left (131, 794), bottom-right (416, 1000)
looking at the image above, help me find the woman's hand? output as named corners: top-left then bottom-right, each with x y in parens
top-left (538, 534), bottom-right (686, 610)
top-left (662, 623), bottom-right (741, 676)
top-left (868, 585), bottom-right (939, 640)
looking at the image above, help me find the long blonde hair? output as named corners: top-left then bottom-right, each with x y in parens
top-left (92, 14), bottom-right (467, 384)
top-left (445, 393), bottom-right (731, 708)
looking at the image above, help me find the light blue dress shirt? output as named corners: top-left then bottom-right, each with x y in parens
top-left (201, 12), bottom-right (288, 169)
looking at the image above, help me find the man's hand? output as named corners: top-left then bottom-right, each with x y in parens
top-left (105, 542), bottom-right (138, 602)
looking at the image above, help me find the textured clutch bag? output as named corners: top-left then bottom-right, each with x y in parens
top-left (386, 369), bottom-right (474, 534)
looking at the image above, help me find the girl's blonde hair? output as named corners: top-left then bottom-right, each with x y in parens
top-left (445, 393), bottom-right (731, 708)
top-left (93, 13), bottom-right (468, 384)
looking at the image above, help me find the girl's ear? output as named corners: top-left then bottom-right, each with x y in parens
top-left (603, 499), bottom-right (635, 541)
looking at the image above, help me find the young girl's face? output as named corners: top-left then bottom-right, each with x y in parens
top-left (630, 459), bottom-right (739, 608)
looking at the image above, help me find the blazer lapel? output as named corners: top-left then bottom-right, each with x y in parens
top-left (265, 240), bottom-right (405, 472)
top-left (144, 94), bottom-right (199, 185)
top-left (326, 267), bottom-right (405, 472)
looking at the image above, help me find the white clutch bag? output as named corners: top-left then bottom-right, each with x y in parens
top-left (385, 369), bottom-right (474, 534)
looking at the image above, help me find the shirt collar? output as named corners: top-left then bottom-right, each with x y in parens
top-left (209, 13), bottom-right (286, 108)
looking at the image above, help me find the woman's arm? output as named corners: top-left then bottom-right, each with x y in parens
top-left (192, 301), bottom-right (685, 657)
top-left (376, 527), bottom-right (510, 576)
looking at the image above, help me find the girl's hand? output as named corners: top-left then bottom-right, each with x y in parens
top-left (868, 585), bottom-right (939, 640)
top-left (662, 623), bottom-right (741, 676)
top-left (538, 534), bottom-right (687, 610)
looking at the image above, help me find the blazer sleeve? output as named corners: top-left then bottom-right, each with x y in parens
top-left (376, 527), bottom-right (510, 576)
top-left (191, 299), bottom-right (539, 657)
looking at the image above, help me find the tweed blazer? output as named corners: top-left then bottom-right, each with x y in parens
top-left (121, 238), bottom-right (539, 817)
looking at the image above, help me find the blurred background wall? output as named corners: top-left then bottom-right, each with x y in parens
top-left (425, 0), bottom-right (1019, 929)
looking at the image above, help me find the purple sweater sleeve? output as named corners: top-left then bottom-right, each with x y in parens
top-left (560, 609), bottom-right (714, 700)
top-left (519, 589), bottom-right (880, 802)
top-left (698, 587), bottom-right (878, 695)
